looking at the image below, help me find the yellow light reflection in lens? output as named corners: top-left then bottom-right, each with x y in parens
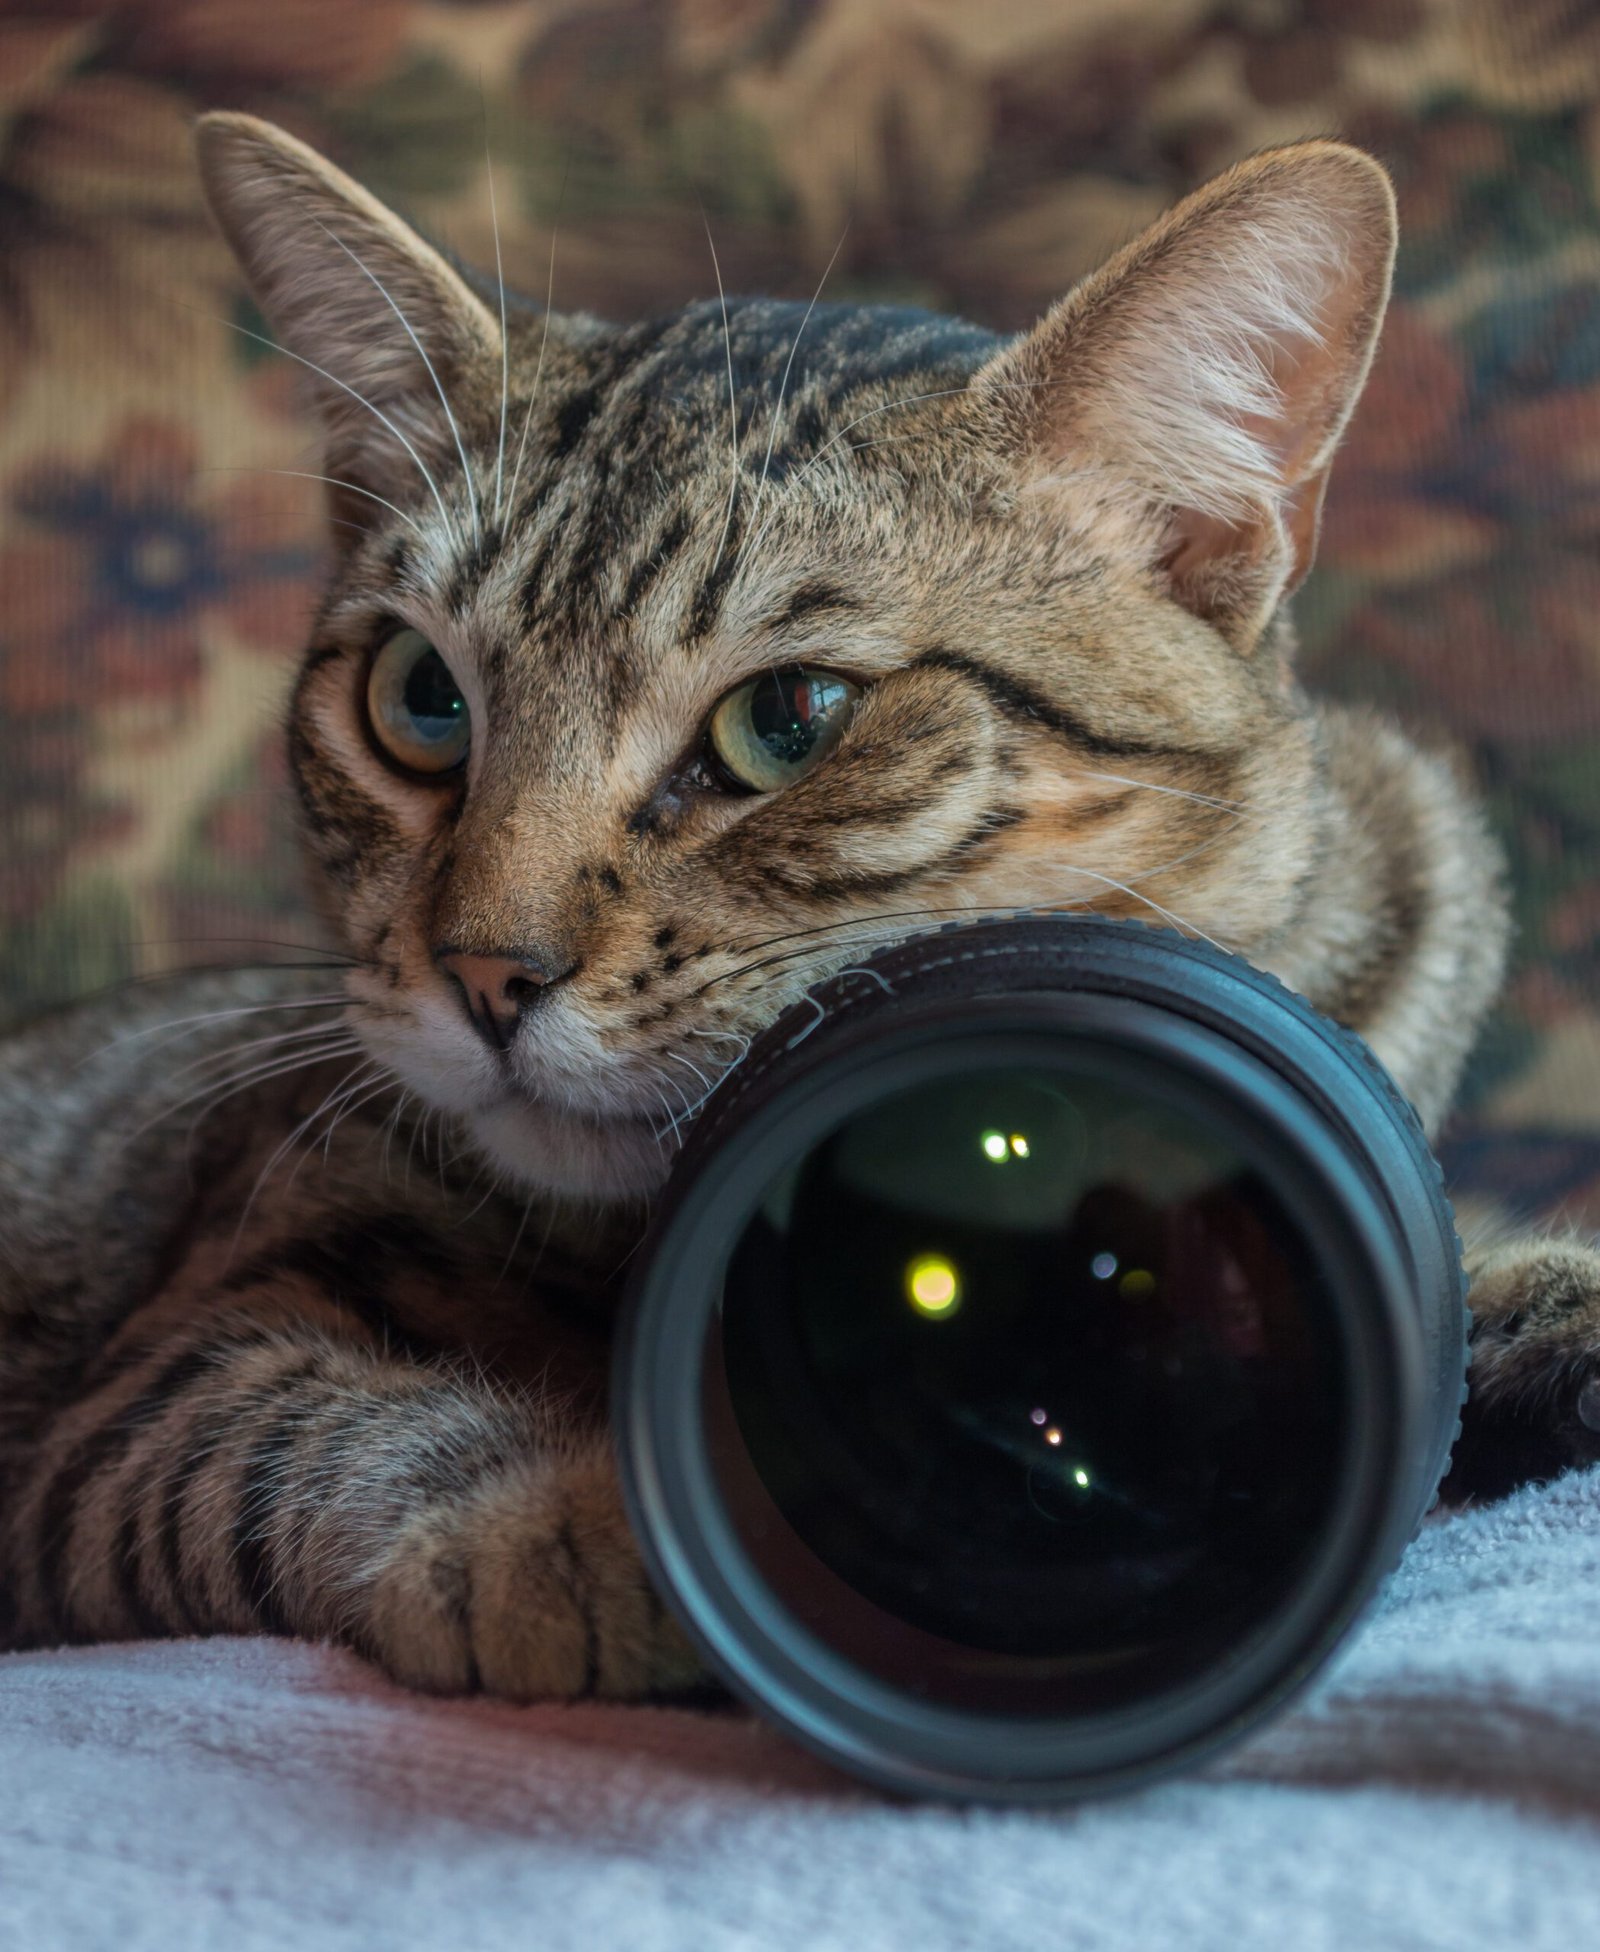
top-left (981, 1131), bottom-right (1008, 1163)
top-left (1119, 1267), bottom-right (1156, 1299)
top-left (1009, 1134), bottom-right (1030, 1158)
top-left (907, 1255), bottom-right (961, 1316)
top-left (1044, 1426), bottom-right (1063, 1447)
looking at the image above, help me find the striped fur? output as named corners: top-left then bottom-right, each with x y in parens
top-left (0, 119), bottom-right (1592, 1695)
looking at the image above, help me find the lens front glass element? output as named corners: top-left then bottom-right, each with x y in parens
top-left (707, 1053), bottom-right (1348, 1714)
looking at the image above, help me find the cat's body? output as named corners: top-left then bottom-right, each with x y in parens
top-left (0, 118), bottom-right (1595, 1693)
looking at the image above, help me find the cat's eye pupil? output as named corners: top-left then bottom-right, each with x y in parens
top-left (402, 647), bottom-right (466, 742)
top-left (748, 670), bottom-right (851, 765)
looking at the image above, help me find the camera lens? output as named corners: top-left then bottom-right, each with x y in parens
top-left (617, 918), bottom-right (1466, 1800)
top-left (709, 1052), bottom-right (1346, 1714)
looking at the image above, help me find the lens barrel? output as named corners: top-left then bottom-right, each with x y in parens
top-left (615, 917), bottom-right (1466, 1801)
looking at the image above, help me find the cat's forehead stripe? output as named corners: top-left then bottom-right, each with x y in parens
top-left (760, 581), bottom-right (860, 634)
top-left (613, 510), bottom-right (692, 623)
top-left (428, 298), bottom-right (1001, 637)
top-left (912, 649), bottom-right (1202, 764)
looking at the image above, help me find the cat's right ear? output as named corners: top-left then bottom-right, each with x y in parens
top-left (195, 112), bottom-right (500, 539)
top-left (968, 142), bottom-right (1396, 656)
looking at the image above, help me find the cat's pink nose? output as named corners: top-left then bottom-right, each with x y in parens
top-left (435, 948), bottom-right (562, 1051)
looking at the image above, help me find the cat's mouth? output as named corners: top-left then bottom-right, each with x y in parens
top-left (352, 997), bottom-right (709, 1202)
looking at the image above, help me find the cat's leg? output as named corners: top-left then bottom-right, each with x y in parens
top-left (1446, 1225), bottom-right (1600, 1501)
top-left (0, 976), bottom-right (705, 1699)
top-left (2, 1292), bottom-right (706, 1699)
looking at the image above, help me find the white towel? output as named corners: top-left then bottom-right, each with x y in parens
top-left (2, 1465), bottom-right (1597, 1952)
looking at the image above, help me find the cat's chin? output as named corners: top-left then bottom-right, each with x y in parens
top-left (463, 1093), bottom-right (672, 1204)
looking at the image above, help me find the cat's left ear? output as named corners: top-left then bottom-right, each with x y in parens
top-left (195, 112), bottom-right (501, 539)
top-left (970, 142), bottom-right (1397, 654)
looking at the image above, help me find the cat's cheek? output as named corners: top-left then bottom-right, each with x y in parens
top-left (467, 1097), bottom-right (670, 1203)
top-left (296, 657), bottom-right (447, 849)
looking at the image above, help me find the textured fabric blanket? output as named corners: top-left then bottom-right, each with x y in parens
top-left (3, 1466), bottom-right (1597, 1952)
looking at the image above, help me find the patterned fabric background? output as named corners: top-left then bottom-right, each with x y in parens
top-left (2, 0), bottom-right (1599, 1225)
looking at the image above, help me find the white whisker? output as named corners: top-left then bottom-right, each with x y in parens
top-left (686, 1027), bottom-right (752, 1055)
top-left (167, 1019), bottom-right (353, 1084)
top-left (317, 1071), bottom-right (401, 1165)
top-left (833, 964), bottom-right (896, 995)
top-left (379, 1089), bottom-right (410, 1182)
top-left (122, 1034), bottom-right (359, 1147)
top-left (648, 1083), bottom-right (683, 1150)
top-left (215, 312), bottom-right (460, 548)
top-left (505, 222), bottom-right (560, 516)
top-left (1072, 766), bottom-right (1251, 815)
top-left (703, 208), bottom-right (741, 584)
top-left (177, 1039), bottom-right (362, 1154)
top-left (483, 117), bottom-right (510, 525)
top-left (753, 223), bottom-right (848, 520)
top-left (205, 467), bottom-right (424, 538)
top-left (309, 216), bottom-right (481, 547)
top-left (84, 992), bottom-right (346, 1064)
top-left (228, 1057), bottom-right (378, 1258)
top-left (280, 1064), bottom-right (385, 1184)
top-left (456, 1160), bottom-right (508, 1229)
top-left (494, 1185), bottom-right (538, 1290)
top-left (1049, 867), bottom-right (1230, 950)
top-left (661, 1048), bottom-right (714, 1098)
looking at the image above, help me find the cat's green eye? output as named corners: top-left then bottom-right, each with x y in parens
top-left (366, 628), bottom-right (470, 776)
top-left (709, 665), bottom-right (860, 794)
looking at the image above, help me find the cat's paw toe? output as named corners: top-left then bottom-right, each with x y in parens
top-left (1450, 1247), bottom-right (1600, 1499)
top-left (361, 1447), bottom-right (711, 1705)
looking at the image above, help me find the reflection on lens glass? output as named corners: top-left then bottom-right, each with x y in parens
top-left (708, 1059), bottom-right (1347, 1714)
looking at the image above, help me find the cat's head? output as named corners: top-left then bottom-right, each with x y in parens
top-left (196, 114), bottom-right (1396, 1204)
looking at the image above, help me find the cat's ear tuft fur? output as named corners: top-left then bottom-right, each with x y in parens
top-left (971, 142), bottom-right (1397, 653)
top-left (195, 112), bottom-right (499, 537)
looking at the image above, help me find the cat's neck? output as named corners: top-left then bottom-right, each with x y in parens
top-left (1260, 700), bottom-right (1508, 1136)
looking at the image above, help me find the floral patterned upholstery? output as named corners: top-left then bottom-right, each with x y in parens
top-left (2, 0), bottom-right (1598, 1223)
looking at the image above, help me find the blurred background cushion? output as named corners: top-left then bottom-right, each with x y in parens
top-left (1, 0), bottom-right (1598, 1225)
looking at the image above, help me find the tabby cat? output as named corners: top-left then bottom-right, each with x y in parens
top-left (1, 115), bottom-right (1595, 1700)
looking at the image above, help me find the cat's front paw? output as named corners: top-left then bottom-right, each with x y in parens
top-left (1447, 1238), bottom-right (1600, 1502)
top-left (361, 1442), bottom-right (710, 1703)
